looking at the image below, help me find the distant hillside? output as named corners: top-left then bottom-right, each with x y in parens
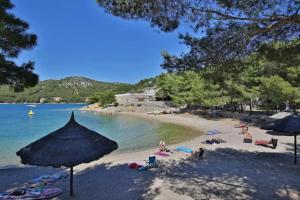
top-left (0, 76), bottom-right (134, 103)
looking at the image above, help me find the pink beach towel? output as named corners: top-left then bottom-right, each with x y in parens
top-left (154, 151), bottom-right (170, 157)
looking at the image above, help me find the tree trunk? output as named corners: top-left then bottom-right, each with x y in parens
top-left (249, 103), bottom-right (253, 115)
top-left (240, 103), bottom-right (244, 113)
top-left (294, 134), bottom-right (297, 164)
top-left (292, 103), bottom-right (297, 114)
top-left (70, 167), bottom-right (73, 196)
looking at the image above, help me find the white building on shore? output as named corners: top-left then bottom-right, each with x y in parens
top-left (115, 88), bottom-right (156, 106)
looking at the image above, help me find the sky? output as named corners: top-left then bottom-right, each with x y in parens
top-left (11, 0), bottom-right (188, 83)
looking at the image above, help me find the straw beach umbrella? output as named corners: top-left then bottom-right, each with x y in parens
top-left (262, 113), bottom-right (300, 164)
top-left (16, 112), bottom-right (118, 196)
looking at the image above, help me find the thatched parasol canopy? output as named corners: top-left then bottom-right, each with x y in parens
top-left (262, 113), bottom-right (300, 164)
top-left (17, 112), bottom-right (118, 195)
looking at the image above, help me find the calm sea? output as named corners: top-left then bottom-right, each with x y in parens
top-left (0, 104), bottom-right (199, 167)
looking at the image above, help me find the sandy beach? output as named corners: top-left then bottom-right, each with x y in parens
top-left (1, 112), bottom-right (299, 200)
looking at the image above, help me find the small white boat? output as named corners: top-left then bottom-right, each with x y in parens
top-left (27, 104), bottom-right (37, 107)
top-left (28, 110), bottom-right (35, 115)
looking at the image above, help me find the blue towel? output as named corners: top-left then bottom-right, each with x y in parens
top-left (207, 130), bottom-right (220, 135)
top-left (30, 173), bottom-right (66, 184)
top-left (175, 146), bottom-right (193, 153)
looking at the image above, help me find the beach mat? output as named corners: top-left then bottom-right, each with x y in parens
top-left (29, 172), bottom-right (68, 184)
top-left (175, 146), bottom-right (193, 153)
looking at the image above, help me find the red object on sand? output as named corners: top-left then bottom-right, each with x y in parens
top-left (128, 163), bottom-right (142, 169)
top-left (255, 140), bottom-right (269, 145)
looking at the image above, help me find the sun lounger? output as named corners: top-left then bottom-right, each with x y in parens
top-left (0, 188), bottom-right (62, 200)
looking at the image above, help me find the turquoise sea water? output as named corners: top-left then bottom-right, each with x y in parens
top-left (0, 104), bottom-right (200, 167)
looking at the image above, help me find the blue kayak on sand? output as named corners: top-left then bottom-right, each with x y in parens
top-left (175, 146), bottom-right (193, 153)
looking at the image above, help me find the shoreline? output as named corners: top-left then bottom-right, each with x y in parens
top-left (1, 110), bottom-right (297, 168)
top-left (1, 110), bottom-right (299, 199)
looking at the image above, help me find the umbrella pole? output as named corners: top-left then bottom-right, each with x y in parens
top-left (295, 134), bottom-right (297, 165)
top-left (70, 167), bottom-right (73, 196)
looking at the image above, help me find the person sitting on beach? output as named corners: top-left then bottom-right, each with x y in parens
top-left (192, 148), bottom-right (204, 159)
top-left (243, 128), bottom-right (253, 143)
top-left (159, 140), bottom-right (166, 152)
top-left (241, 126), bottom-right (248, 134)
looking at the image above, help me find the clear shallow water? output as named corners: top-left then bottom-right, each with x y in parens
top-left (0, 104), bottom-right (200, 167)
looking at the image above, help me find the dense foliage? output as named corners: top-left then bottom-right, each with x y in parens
top-left (97, 0), bottom-right (300, 72)
top-left (89, 90), bottom-right (125, 106)
top-left (157, 41), bottom-right (300, 112)
top-left (96, 0), bottom-right (300, 113)
top-left (156, 71), bottom-right (221, 107)
top-left (0, 0), bottom-right (38, 91)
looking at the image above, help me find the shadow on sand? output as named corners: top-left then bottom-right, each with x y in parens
top-left (1, 148), bottom-right (300, 200)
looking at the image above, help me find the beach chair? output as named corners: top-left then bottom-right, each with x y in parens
top-left (138, 156), bottom-right (158, 171)
top-left (145, 156), bottom-right (157, 167)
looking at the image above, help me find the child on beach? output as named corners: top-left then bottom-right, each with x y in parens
top-left (159, 140), bottom-right (166, 152)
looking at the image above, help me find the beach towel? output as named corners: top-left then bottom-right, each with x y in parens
top-left (29, 173), bottom-right (66, 184)
top-left (243, 138), bottom-right (252, 143)
top-left (205, 139), bottom-right (220, 145)
top-left (255, 139), bottom-right (278, 149)
top-left (207, 130), bottom-right (220, 135)
top-left (255, 140), bottom-right (270, 145)
top-left (175, 146), bottom-right (193, 153)
top-left (154, 151), bottom-right (169, 157)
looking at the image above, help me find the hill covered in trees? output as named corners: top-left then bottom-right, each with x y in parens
top-left (0, 76), bottom-right (134, 103)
